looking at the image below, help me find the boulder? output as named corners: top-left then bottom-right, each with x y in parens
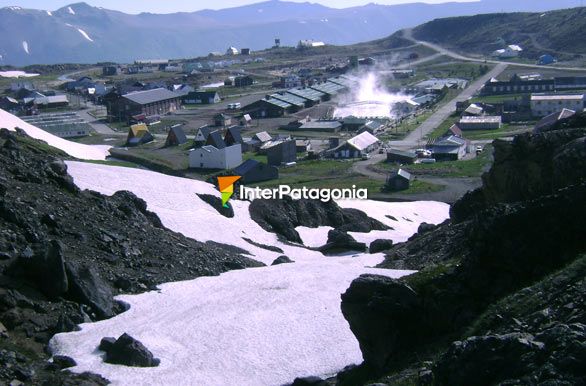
top-left (369, 239), bottom-right (394, 254)
top-left (102, 333), bottom-right (160, 367)
top-left (197, 193), bottom-right (234, 218)
top-left (271, 256), bottom-right (294, 265)
top-left (291, 376), bottom-right (327, 386)
top-left (417, 222), bottom-right (435, 234)
top-left (319, 229), bottom-right (367, 254)
top-left (65, 261), bottom-right (114, 319)
top-left (52, 355), bottom-right (77, 369)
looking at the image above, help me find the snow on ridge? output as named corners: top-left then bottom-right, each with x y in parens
top-left (0, 109), bottom-right (110, 160)
top-left (22, 41), bottom-right (29, 54)
top-left (68, 6), bottom-right (75, 14)
top-left (0, 70), bottom-right (39, 78)
top-left (46, 10), bottom-right (52, 16)
top-left (77, 28), bottom-right (94, 42)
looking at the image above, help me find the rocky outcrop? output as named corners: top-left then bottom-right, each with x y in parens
top-left (318, 229), bottom-right (367, 254)
top-left (369, 239), bottom-right (394, 254)
top-left (249, 196), bottom-right (388, 243)
top-left (101, 333), bottom-right (160, 367)
top-left (272, 255), bottom-right (294, 265)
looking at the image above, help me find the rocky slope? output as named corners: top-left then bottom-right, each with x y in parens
top-left (334, 116), bottom-right (586, 385)
top-left (0, 128), bottom-right (263, 385)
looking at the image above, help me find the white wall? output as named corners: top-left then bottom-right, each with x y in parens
top-left (189, 144), bottom-right (242, 169)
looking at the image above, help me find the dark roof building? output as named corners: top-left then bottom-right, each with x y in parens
top-left (533, 108), bottom-right (576, 133)
top-left (108, 88), bottom-right (181, 122)
top-left (298, 120), bottom-right (342, 132)
top-left (224, 126), bottom-right (243, 146)
top-left (206, 130), bottom-right (227, 149)
top-left (233, 159), bottom-right (278, 184)
top-left (195, 126), bottom-right (215, 144)
top-left (266, 139), bottom-right (297, 166)
top-left (165, 125), bottom-right (188, 146)
top-left (183, 90), bottom-right (220, 104)
top-left (386, 149), bottom-right (417, 164)
top-left (481, 74), bottom-right (554, 96)
top-left (385, 169), bottom-right (411, 191)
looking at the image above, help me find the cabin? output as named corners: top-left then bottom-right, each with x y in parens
top-left (165, 125), bottom-right (188, 146)
top-left (233, 159), bottom-right (278, 184)
top-left (126, 123), bottom-right (154, 147)
top-left (333, 132), bottom-right (379, 159)
top-left (224, 126), bottom-right (243, 147)
top-left (189, 144), bottom-right (242, 170)
top-left (386, 149), bottom-right (417, 164)
top-left (183, 91), bottom-right (220, 105)
top-left (458, 116), bottom-right (502, 130)
top-left (386, 169), bottom-right (411, 191)
top-left (214, 113), bottom-right (232, 127)
top-left (265, 139), bottom-right (297, 166)
top-left (430, 135), bottom-right (467, 161)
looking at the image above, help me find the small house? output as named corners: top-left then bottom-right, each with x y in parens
top-left (265, 139), bottom-right (297, 166)
top-left (445, 124), bottom-right (463, 138)
top-left (430, 135), bottom-right (467, 161)
top-left (126, 123), bottom-right (154, 147)
top-left (234, 76), bottom-right (253, 88)
top-left (299, 120), bottom-right (342, 132)
top-left (463, 103), bottom-right (484, 116)
top-left (233, 159), bottom-right (278, 184)
top-left (206, 130), bottom-right (227, 149)
top-left (194, 126), bottom-right (215, 146)
top-left (165, 124), bottom-right (188, 147)
top-left (533, 108), bottom-right (576, 133)
top-left (33, 95), bottom-right (69, 109)
top-left (386, 169), bottom-right (411, 191)
top-left (189, 144), bottom-right (242, 170)
top-left (295, 140), bottom-right (311, 153)
top-left (214, 113), bottom-right (232, 127)
top-left (224, 126), bottom-right (243, 146)
top-left (458, 116), bottom-right (502, 130)
top-left (183, 91), bottom-right (220, 105)
top-left (333, 132), bottom-right (379, 159)
top-left (386, 149), bottom-right (417, 164)
top-left (538, 54), bottom-right (556, 65)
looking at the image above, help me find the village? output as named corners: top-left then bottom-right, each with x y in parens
top-left (2, 37), bottom-right (586, 202)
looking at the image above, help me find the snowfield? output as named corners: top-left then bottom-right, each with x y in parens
top-left (49, 161), bottom-right (450, 385)
top-left (77, 28), bottom-right (94, 42)
top-left (0, 70), bottom-right (39, 78)
top-left (0, 108), bottom-right (110, 160)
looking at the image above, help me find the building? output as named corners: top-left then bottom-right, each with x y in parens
top-left (492, 45), bottom-right (523, 58)
top-left (430, 135), bottom-right (467, 161)
top-left (386, 149), bottom-right (417, 164)
top-left (102, 66), bottom-right (118, 76)
top-left (233, 159), bottom-right (278, 183)
top-left (395, 99), bottom-right (420, 115)
top-left (109, 88), bottom-right (181, 122)
top-left (463, 103), bottom-right (484, 116)
top-left (297, 40), bottom-right (325, 48)
top-left (224, 126), bottom-right (243, 146)
top-left (481, 74), bottom-right (554, 96)
top-left (411, 78), bottom-right (467, 94)
top-left (280, 75), bottom-right (302, 89)
top-left (189, 144), bottom-right (242, 169)
top-left (286, 88), bottom-right (325, 106)
top-left (194, 126), bottom-right (215, 146)
top-left (295, 140), bottom-right (311, 153)
top-left (243, 98), bottom-right (292, 118)
top-left (309, 81), bottom-right (347, 100)
top-left (342, 117), bottom-right (370, 131)
top-left (270, 92), bottom-right (306, 110)
top-left (458, 116), bottom-right (502, 130)
top-left (126, 123), bottom-right (154, 147)
top-left (241, 48), bottom-right (251, 56)
top-left (265, 139), bottom-right (297, 166)
top-left (226, 47), bottom-right (239, 56)
top-left (386, 169), bottom-right (411, 191)
top-left (183, 91), bottom-right (221, 105)
top-left (533, 108), bottom-right (576, 133)
top-left (554, 77), bottom-right (586, 91)
top-left (206, 130), bottom-right (227, 149)
top-left (234, 76), bottom-right (253, 88)
top-left (214, 113), bottom-right (232, 127)
top-left (530, 94), bottom-right (585, 117)
top-left (445, 124), bottom-right (463, 138)
top-left (333, 132), bottom-right (379, 158)
top-left (33, 95), bottom-right (69, 109)
top-left (165, 125), bottom-right (188, 146)
top-left (0, 96), bottom-right (20, 112)
top-left (298, 120), bottom-right (342, 132)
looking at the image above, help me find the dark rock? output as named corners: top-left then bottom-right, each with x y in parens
top-left (341, 274), bottom-right (420, 372)
top-left (416, 222), bottom-right (435, 234)
top-left (48, 160), bottom-right (68, 176)
top-left (102, 333), bottom-right (160, 367)
top-left (114, 276), bottom-right (132, 291)
top-left (291, 376), bottom-right (327, 386)
top-left (98, 337), bottom-right (116, 352)
top-left (318, 229), bottom-right (367, 254)
top-left (52, 355), bottom-right (77, 369)
top-left (369, 239), bottom-right (394, 254)
top-left (197, 193), bottom-right (234, 218)
top-left (271, 255), bottom-right (294, 265)
top-left (65, 262), bottom-right (114, 319)
top-left (242, 237), bottom-right (284, 253)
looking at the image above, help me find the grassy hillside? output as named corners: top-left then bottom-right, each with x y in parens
top-left (412, 7), bottom-right (586, 58)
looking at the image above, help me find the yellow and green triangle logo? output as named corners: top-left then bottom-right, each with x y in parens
top-left (217, 176), bottom-right (241, 208)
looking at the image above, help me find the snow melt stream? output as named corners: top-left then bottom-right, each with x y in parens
top-left (49, 162), bottom-right (450, 385)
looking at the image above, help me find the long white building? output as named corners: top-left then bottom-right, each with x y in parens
top-left (530, 94), bottom-right (585, 117)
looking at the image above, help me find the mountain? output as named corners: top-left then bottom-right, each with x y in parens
top-left (412, 6), bottom-right (586, 57)
top-left (0, 0), bottom-right (582, 65)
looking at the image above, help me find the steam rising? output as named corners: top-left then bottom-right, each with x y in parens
top-left (334, 72), bottom-right (411, 118)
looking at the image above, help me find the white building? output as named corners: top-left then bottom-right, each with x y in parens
top-left (458, 116), bottom-right (502, 130)
top-left (492, 45), bottom-right (523, 58)
top-left (189, 144), bottom-right (242, 169)
top-left (226, 47), bottom-right (239, 56)
top-left (298, 40), bottom-right (325, 48)
top-left (530, 94), bottom-right (585, 117)
top-left (333, 131), bottom-right (379, 158)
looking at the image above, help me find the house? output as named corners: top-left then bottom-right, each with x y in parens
top-left (463, 103), bottom-right (484, 116)
top-left (309, 81), bottom-right (347, 100)
top-left (395, 99), bottom-right (420, 115)
top-left (458, 116), bottom-right (502, 130)
top-left (297, 40), bottom-right (325, 48)
top-left (253, 131), bottom-right (272, 143)
top-left (265, 139), bottom-right (297, 166)
top-left (10, 81), bottom-right (34, 92)
top-left (242, 98), bottom-right (292, 118)
top-left (533, 108), bottom-right (576, 133)
top-left (298, 120), bottom-right (342, 132)
top-left (102, 66), bottom-right (118, 76)
top-left (171, 84), bottom-right (196, 97)
top-left (445, 124), bottom-right (463, 138)
top-left (183, 91), bottom-right (220, 105)
top-left (234, 76), bottom-right (253, 87)
top-left (492, 45), bottom-right (523, 58)
top-left (109, 88), bottom-right (182, 122)
top-left (333, 131), bottom-right (379, 159)
top-left (194, 126), bottom-right (215, 145)
top-left (530, 94), bottom-right (585, 117)
top-left (233, 159), bottom-right (278, 183)
top-left (481, 74), bottom-right (554, 96)
top-left (386, 169), bottom-right (411, 191)
top-left (280, 75), bottom-right (302, 89)
top-left (295, 140), bottom-right (311, 153)
top-left (189, 144), bottom-right (242, 169)
top-left (241, 48), bottom-right (251, 56)
top-left (33, 95), bottom-right (69, 109)
top-left (0, 96), bottom-right (20, 111)
top-left (214, 113), bottom-right (232, 127)
top-left (386, 149), bottom-right (417, 164)
top-left (430, 135), bottom-right (467, 161)
top-left (206, 130), bottom-right (227, 149)
top-left (224, 126), bottom-right (243, 146)
top-left (165, 124), bottom-right (188, 146)
top-left (226, 47), bottom-right (239, 56)
top-left (126, 123), bottom-right (154, 146)
top-left (240, 114), bottom-right (252, 126)
top-left (554, 77), bottom-right (586, 91)
top-left (538, 54), bottom-right (556, 65)
top-left (410, 78), bottom-right (467, 94)
top-left (342, 117), bottom-right (370, 131)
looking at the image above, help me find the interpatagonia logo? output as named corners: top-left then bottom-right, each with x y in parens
top-left (217, 176), bottom-right (241, 208)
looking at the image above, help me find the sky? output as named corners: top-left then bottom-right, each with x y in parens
top-left (0, 0), bottom-right (479, 14)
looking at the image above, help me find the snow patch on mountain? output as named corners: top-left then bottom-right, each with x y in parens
top-left (68, 6), bottom-right (75, 15)
top-left (22, 41), bottom-right (29, 54)
top-left (77, 28), bottom-right (94, 42)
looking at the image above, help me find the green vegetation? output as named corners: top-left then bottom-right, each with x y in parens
top-left (371, 144), bottom-right (494, 178)
top-left (79, 159), bottom-right (141, 169)
top-left (242, 152), bottom-right (268, 164)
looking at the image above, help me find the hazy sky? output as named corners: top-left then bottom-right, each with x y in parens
top-left (0, 0), bottom-right (479, 14)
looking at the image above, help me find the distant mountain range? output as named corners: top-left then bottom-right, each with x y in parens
top-left (412, 6), bottom-right (586, 58)
top-left (0, 0), bottom-right (582, 65)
